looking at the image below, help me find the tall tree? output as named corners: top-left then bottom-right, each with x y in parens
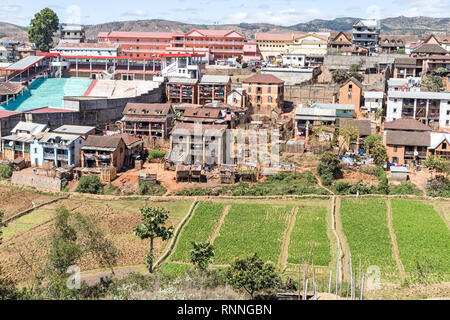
top-left (190, 241), bottom-right (214, 271)
top-left (226, 253), bottom-right (281, 299)
top-left (134, 206), bottom-right (174, 273)
top-left (28, 8), bottom-right (59, 52)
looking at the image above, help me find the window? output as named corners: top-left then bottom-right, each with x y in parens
top-left (348, 94), bottom-right (352, 99)
top-left (268, 96), bottom-right (273, 103)
top-left (393, 108), bottom-right (397, 113)
top-left (443, 142), bottom-right (447, 150)
top-left (34, 148), bottom-right (37, 153)
top-left (348, 84), bottom-right (353, 92)
top-left (394, 146), bottom-right (397, 152)
top-left (267, 87), bottom-right (271, 93)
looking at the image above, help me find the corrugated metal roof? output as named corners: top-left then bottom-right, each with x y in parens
top-left (53, 125), bottom-right (96, 135)
top-left (388, 91), bottom-right (450, 99)
top-left (4, 55), bottom-right (45, 71)
top-left (364, 91), bottom-right (384, 99)
top-left (200, 75), bottom-right (230, 84)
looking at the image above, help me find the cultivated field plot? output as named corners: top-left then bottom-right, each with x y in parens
top-left (0, 196), bottom-right (193, 282)
top-left (168, 199), bottom-right (334, 269)
top-left (287, 205), bottom-right (331, 266)
top-left (391, 199), bottom-right (450, 281)
top-left (0, 185), bottom-right (57, 220)
top-left (339, 198), bottom-right (398, 279)
top-left (213, 204), bottom-right (292, 264)
top-left (170, 202), bottom-right (224, 262)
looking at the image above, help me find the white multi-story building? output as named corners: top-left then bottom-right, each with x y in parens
top-left (386, 90), bottom-right (450, 130)
top-left (50, 42), bottom-right (120, 57)
top-left (363, 91), bottom-right (384, 113)
top-left (30, 132), bottom-right (85, 167)
top-left (281, 54), bottom-right (306, 68)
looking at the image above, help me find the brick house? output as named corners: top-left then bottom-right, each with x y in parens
top-left (80, 135), bottom-right (126, 171)
top-left (242, 73), bottom-right (284, 121)
top-left (120, 103), bottom-right (174, 139)
top-left (339, 77), bottom-right (363, 116)
top-left (383, 118), bottom-right (431, 165)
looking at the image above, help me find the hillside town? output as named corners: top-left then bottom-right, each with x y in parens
top-left (0, 6), bottom-right (449, 303)
top-left (1, 18), bottom-right (449, 195)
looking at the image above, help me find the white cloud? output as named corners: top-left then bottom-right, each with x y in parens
top-left (121, 10), bottom-right (148, 17)
top-left (0, 5), bottom-right (21, 13)
top-left (223, 8), bottom-right (328, 26)
top-left (399, 0), bottom-right (450, 18)
top-left (366, 5), bottom-right (381, 19)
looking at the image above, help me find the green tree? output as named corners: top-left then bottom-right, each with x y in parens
top-left (339, 125), bottom-right (359, 154)
top-left (226, 253), bottom-right (281, 299)
top-left (75, 175), bottom-right (104, 194)
top-left (331, 69), bottom-right (351, 83)
top-left (424, 154), bottom-right (449, 177)
top-left (134, 206), bottom-right (174, 273)
top-left (317, 151), bottom-right (342, 186)
top-left (46, 206), bottom-right (82, 276)
top-left (364, 134), bottom-right (382, 155)
top-left (371, 141), bottom-right (388, 166)
top-left (190, 241), bottom-right (214, 271)
top-left (73, 213), bottom-right (119, 275)
top-left (421, 73), bottom-right (443, 91)
top-left (28, 8), bottom-right (59, 52)
top-left (0, 164), bottom-right (13, 180)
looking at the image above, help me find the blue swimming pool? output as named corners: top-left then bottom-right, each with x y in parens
top-left (0, 78), bottom-right (92, 112)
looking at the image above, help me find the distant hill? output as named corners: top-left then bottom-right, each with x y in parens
top-left (0, 22), bottom-right (28, 39)
top-left (83, 19), bottom-right (291, 40)
top-left (84, 16), bottom-right (450, 40)
top-left (2, 16), bottom-right (449, 41)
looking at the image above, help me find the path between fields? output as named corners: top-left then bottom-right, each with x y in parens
top-left (278, 206), bottom-right (298, 269)
top-left (209, 204), bottom-right (231, 244)
top-left (386, 199), bottom-right (406, 282)
top-left (314, 172), bottom-right (334, 195)
top-left (333, 196), bottom-right (348, 283)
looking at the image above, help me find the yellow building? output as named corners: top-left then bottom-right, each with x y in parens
top-left (255, 32), bottom-right (328, 62)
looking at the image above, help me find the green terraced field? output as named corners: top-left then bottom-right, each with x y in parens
top-left (340, 198), bottom-right (398, 279)
top-left (287, 205), bottom-right (331, 266)
top-left (391, 199), bottom-right (450, 280)
top-left (213, 204), bottom-right (292, 264)
top-left (171, 202), bottom-right (224, 262)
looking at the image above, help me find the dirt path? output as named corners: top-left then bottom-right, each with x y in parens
top-left (333, 196), bottom-right (349, 283)
top-left (209, 205), bottom-right (231, 244)
top-left (314, 172), bottom-right (334, 195)
top-left (433, 202), bottom-right (450, 230)
top-left (278, 206), bottom-right (298, 269)
top-left (386, 199), bottom-right (406, 282)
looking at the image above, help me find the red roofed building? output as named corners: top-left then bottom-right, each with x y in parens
top-left (97, 29), bottom-right (246, 62)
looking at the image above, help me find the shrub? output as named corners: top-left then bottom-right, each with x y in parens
top-left (320, 171), bottom-right (334, 186)
top-left (389, 183), bottom-right (423, 196)
top-left (138, 182), bottom-right (166, 196)
top-left (0, 164), bottom-right (13, 180)
top-left (426, 177), bottom-right (450, 198)
top-left (148, 149), bottom-right (166, 161)
top-left (104, 184), bottom-right (120, 195)
top-left (335, 181), bottom-right (350, 194)
top-left (75, 175), bottom-right (104, 194)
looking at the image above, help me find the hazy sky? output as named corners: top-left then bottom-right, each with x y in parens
top-left (0, 0), bottom-right (449, 26)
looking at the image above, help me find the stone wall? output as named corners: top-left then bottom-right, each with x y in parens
top-left (283, 84), bottom-right (339, 106)
top-left (11, 171), bottom-right (62, 191)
